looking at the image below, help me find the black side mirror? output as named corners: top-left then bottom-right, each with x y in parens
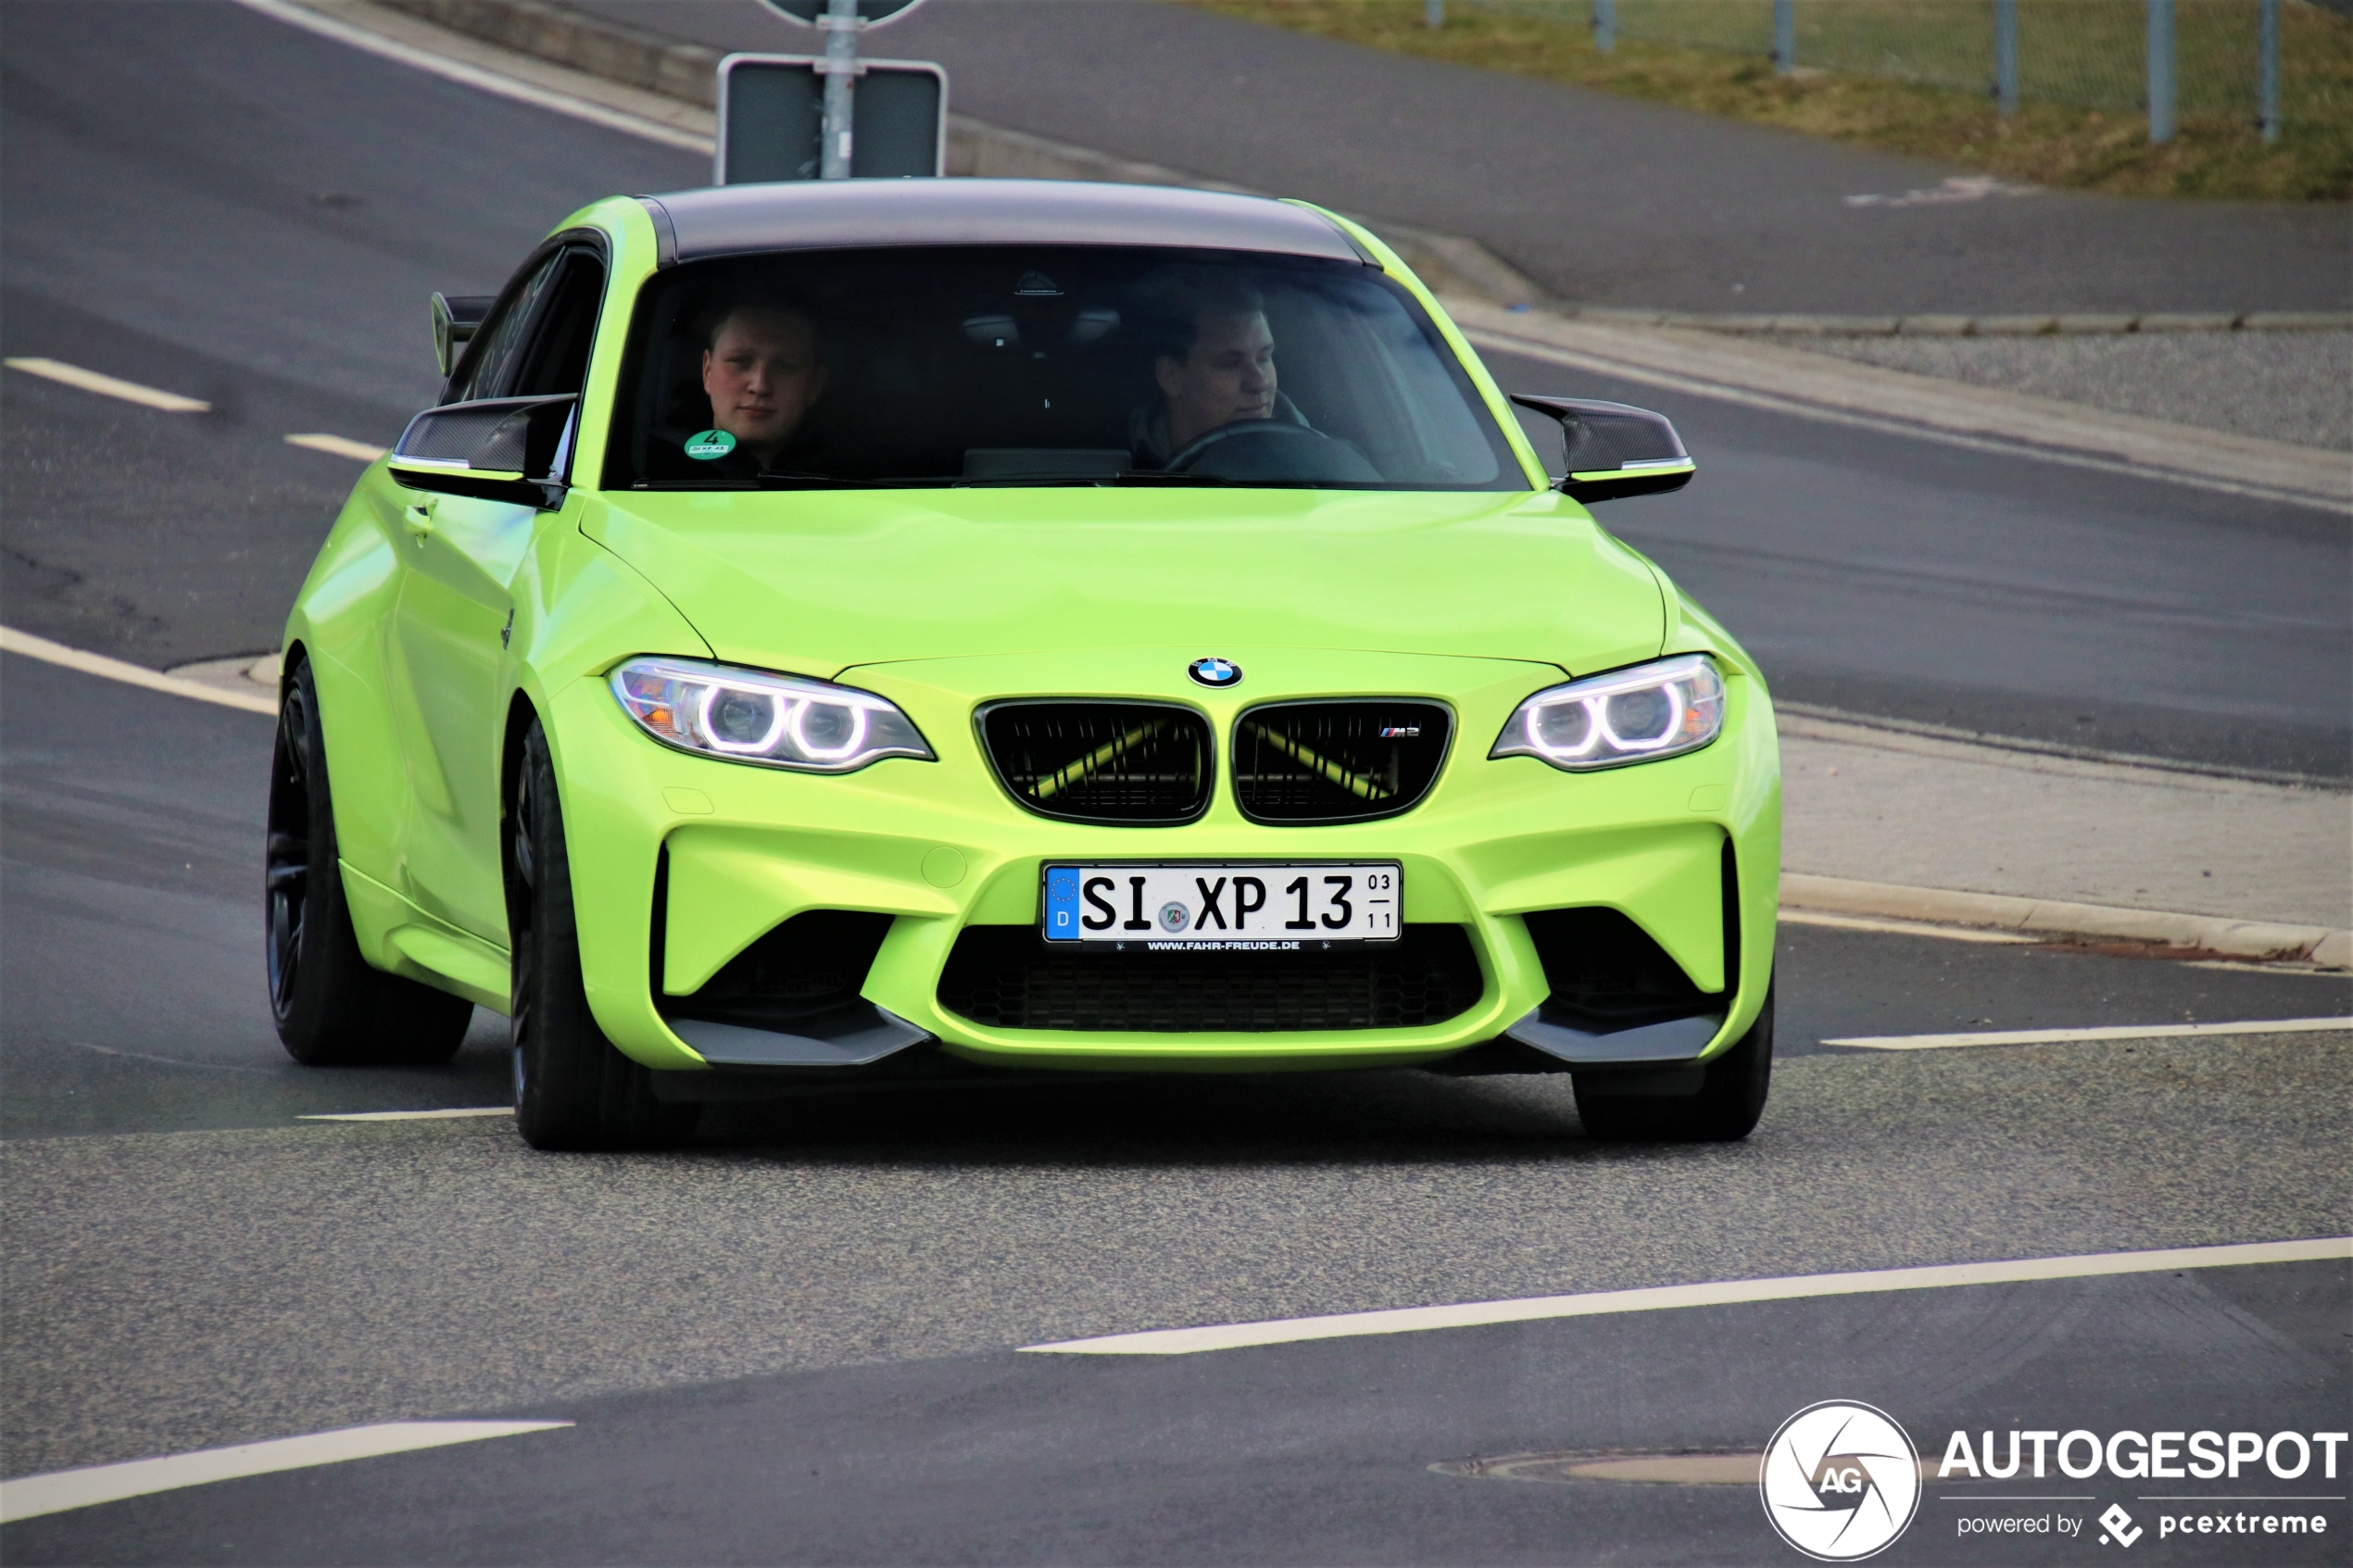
top-left (388, 395), bottom-right (575, 508)
top-left (431, 292), bottom-right (497, 380)
top-left (1509, 395), bottom-right (1694, 504)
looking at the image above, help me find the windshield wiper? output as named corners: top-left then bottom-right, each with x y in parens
top-left (1108, 470), bottom-right (1232, 486)
top-left (756, 470), bottom-right (895, 489)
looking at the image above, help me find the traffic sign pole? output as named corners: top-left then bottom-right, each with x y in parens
top-left (817, 0), bottom-right (860, 180)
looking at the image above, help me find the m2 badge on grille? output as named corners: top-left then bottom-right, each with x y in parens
top-left (1042, 863), bottom-right (1401, 948)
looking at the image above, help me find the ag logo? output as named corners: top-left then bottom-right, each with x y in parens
top-left (1187, 657), bottom-right (1241, 688)
top-left (1760, 1401), bottom-right (1920, 1562)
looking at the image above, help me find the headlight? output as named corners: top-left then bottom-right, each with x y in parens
top-left (610, 657), bottom-right (933, 773)
top-left (1491, 654), bottom-right (1725, 771)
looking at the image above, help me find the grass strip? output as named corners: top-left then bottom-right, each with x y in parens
top-left (1184, 0), bottom-right (2352, 200)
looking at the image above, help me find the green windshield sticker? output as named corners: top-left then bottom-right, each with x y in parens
top-left (684, 429), bottom-right (737, 461)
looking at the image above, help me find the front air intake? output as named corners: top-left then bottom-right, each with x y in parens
top-left (1522, 906), bottom-right (1712, 1031)
top-left (937, 924), bottom-right (1483, 1032)
top-left (1231, 701), bottom-right (1452, 824)
top-left (659, 909), bottom-right (894, 1034)
top-left (979, 701), bottom-right (1212, 825)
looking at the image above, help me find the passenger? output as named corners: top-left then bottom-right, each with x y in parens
top-left (684, 297), bottom-right (828, 473)
top-left (1128, 281), bottom-right (1302, 468)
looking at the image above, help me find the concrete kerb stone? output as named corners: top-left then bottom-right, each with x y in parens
top-left (379, 0), bottom-right (722, 104)
top-left (1781, 875), bottom-right (2352, 970)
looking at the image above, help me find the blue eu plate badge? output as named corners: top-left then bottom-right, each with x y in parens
top-left (1043, 865), bottom-right (1084, 940)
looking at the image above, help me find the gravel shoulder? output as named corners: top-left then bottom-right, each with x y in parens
top-left (1787, 329), bottom-right (2353, 451)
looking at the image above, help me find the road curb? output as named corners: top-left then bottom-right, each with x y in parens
top-left (359, 0), bottom-right (2333, 331)
top-left (1561, 307), bottom-right (2352, 337)
top-left (1781, 873), bottom-right (2351, 970)
top-left (7, 620), bottom-right (2342, 970)
top-left (1449, 298), bottom-right (2353, 509)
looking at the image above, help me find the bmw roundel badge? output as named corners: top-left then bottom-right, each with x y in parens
top-left (1188, 657), bottom-right (1242, 688)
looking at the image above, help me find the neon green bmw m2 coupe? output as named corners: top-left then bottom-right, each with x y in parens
top-left (267, 179), bottom-right (1780, 1150)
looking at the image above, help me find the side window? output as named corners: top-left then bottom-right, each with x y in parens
top-left (510, 251), bottom-right (607, 399)
top-left (445, 250), bottom-right (563, 405)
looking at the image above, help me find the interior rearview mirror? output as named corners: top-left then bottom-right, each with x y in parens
top-left (1509, 395), bottom-right (1694, 504)
top-left (387, 394), bottom-right (576, 508)
top-left (430, 292), bottom-right (497, 380)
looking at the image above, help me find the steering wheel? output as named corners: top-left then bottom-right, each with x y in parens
top-left (1164, 420), bottom-right (1378, 483)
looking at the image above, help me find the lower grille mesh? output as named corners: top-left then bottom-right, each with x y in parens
top-left (937, 924), bottom-right (1482, 1032)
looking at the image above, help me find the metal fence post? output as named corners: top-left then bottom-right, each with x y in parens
top-left (1774, 0), bottom-right (1795, 74)
top-left (1593, 0), bottom-right (1615, 54)
top-left (1426, 0), bottom-right (1443, 26)
top-left (2146, 0), bottom-right (2175, 144)
top-left (2259, 0), bottom-right (2281, 144)
top-left (1994, 0), bottom-right (2019, 116)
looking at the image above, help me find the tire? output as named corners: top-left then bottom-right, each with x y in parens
top-left (267, 657), bottom-right (473, 1065)
top-left (1573, 985), bottom-right (1774, 1143)
top-left (508, 720), bottom-right (698, 1150)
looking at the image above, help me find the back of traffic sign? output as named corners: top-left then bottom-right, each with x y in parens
top-left (754, 0), bottom-right (929, 26)
top-left (715, 56), bottom-right (945, 182)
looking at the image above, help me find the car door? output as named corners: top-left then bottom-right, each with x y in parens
top-left (385, 243), bottom-right (606, 943)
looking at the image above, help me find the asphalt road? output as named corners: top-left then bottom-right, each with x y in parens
top-left (4, 648), bottom-right (2348, 1560)
top-left (5, 2), bottom-right (2346, 775)
top-left (573, 0), bottom-right (2353, 317)
top-left (1, 5), bottom-right (2347, 1560)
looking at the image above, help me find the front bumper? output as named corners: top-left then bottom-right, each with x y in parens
top-left (546, 646), bottom-right (1781, 1076)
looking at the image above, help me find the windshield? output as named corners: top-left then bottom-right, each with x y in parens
top-left (603, 246), bottom-right (1527, 492)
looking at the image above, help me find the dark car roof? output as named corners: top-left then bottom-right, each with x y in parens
top-left (635, 179), bottom-right (1374, 268)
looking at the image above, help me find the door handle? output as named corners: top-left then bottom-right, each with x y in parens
top-left (402, 497), bottom-right (436, 539)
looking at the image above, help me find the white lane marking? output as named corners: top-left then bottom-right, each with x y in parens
top-left (1468, 327), bottom-right (2352, 515)
top-left (0, 1421), bottom-right (572, 1524)
top-left (66, 1040), bottom-right (275, 1075)
top-left (300, 1107), bottom-right (513, 1122)
top-left (233, 0), bottom-right (711, 153)
top-left (4, 358), bottom-right (209, 413)
top-left (0, 626), bottom-right (276, 717)
top-left (285, 433), bottom-right (386, 461)
top-left (1825, 1015), bottom-right (2352, 1050)
top-left (1777, 909), bottom-right (2034, 944)
top-left (1021, 1236), bottom-right (2352, 1356)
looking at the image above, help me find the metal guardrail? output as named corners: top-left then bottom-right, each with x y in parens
top-left (1452, 0), bottom-right (2342, 144)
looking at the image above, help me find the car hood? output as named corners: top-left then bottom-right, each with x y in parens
top-left (585, 486), bottom-right (1666, 679)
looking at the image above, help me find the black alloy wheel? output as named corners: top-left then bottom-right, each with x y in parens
top-left (266, 656), bottom-right (473, 1065)
top-left (1571, 984), bottom-right (1774, 1143)
top-left (508, 719), bottom-right (698, 1150)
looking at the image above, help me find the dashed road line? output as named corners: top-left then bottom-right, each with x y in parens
top-left (300, 1107), bottom-right (513, 1122)
top-left (0, 626), bottom-right (276, 718)
top-left (0, 1422), bottom-right (572, 1524)
top-left (4, 357), bottom-right (209, 413)
top-left (284, 433), bottom-right (386, 461)
top-left (1824, 1016), bottom-right (2352, 1050)
top-left (1019, 1236), bottom-right (2353, 1356)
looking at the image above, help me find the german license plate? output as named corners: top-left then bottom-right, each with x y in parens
top-left (1040, 863), bottom-right (1401, 947)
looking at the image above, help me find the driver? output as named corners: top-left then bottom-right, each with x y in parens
top-left (1128, 281), bottom-right (1301, 468)
top-left (684, 296), bottom-right (828, 473)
